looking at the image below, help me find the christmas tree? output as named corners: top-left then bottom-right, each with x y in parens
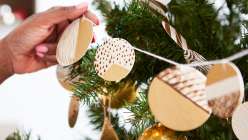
top-left (6, 131), bottom-right (40, 140)
top-left (68, 0), bottom-right (248, 139)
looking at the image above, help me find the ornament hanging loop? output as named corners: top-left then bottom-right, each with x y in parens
top-left (101, 95), bottom-right (112, 120)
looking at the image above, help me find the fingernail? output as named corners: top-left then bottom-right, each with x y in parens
top-left (96, 18), bottom-right (100, 25)
top-left (36, 45), bottom-right (48, 53)
top-left (92, 34), bottom-right (96, 43)
top-left (36, 52), bottom-right (45, 58)
top-left (76, 2), bottom-right (88, 10)
top-left (85, 11), bottom-right (100, 25)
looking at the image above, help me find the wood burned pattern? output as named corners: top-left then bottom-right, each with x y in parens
top-left (94, 38), bottom-right (135, 81)
top-left (148, 66), bottom-right (211, 131)
top-left (206, 63), bottom-right (244, 118)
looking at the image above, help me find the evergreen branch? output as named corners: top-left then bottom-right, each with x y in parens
top-left (124, 90), bottom-right (155, 139)
top-left (184, 116), bottom-right (237, 140)
top-left (6, 131), bottom-right (41, 140)
top-left (87, 103), bottom-right (132, 140)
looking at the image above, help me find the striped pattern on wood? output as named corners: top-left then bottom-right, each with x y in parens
top-left (162, 21), bottom-right (210, 74)
top-left (156, 66), bottom-right (211, 113)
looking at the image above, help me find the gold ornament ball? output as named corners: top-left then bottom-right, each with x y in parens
top-left (139, 123), bottom-right (187, 140)
top-left (111, 82), bottom-right (137, 109)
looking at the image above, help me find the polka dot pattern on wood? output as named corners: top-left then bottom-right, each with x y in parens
top-left (94, 38), bottom-right (135, 81)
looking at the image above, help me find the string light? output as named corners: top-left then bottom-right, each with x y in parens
top-left (0, 4), bottom-right (15, 25)
top-left (0, 4), bottom-right (12, 15)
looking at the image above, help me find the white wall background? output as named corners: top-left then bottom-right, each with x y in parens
top-left (0, 0), bottom-right (107, 140)
top-left (0, 68), bottom-right (100, 140)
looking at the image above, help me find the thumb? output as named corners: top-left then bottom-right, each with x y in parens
top-left (41, 2), bottom-right (88, 27)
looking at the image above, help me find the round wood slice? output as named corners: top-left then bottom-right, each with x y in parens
top-left (232, 102), bottom-right (248, 140)
top-left (68, 96), bottom-right (80, 128)
top-left (148, 66), bottom-right (211, 131)
top-left (94, 38), bottom-right (135, 81)
top-left (56, 18), bottom-right (93, 66)
top-left (206, 63), bottom-right (244, 118)
top-left (56, 65), bottom-right (79, 92)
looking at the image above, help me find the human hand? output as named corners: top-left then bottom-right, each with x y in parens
top-left (1, 2), bottom-right (99, 76)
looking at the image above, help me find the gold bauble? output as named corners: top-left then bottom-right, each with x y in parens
top-left (111, 82), bottom-right (137, 109)
top-left (139, 123), bottom-right (187, 140)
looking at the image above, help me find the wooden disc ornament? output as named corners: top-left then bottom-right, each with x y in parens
top-left (94, 38), bottom-right (135, 81)
top-left (68, 96), bottom-right (80, 128)
top-left (56, 18), bottom-right (94, 66)
top-left (148, 66), bottom-right (211, 131)
top-left (206, 63), bottom-right (244, 118)
top-left (100, 96), bottom-right (119, 140)
top-left (232, 102), bottom-right (248, 140)
top-left (56, 65), bottom-right (79, 91)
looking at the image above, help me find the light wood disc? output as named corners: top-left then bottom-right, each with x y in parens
top-left (206, 63), bottom-right (244, 118)
top-left (148, 66), bottom-right (211, 131)
top-left (56, 18), bottom-right (93, 66)
top-left (94, 38), bottom-right (135, 81)
top-left (232, 102), bottom-right (248, 140)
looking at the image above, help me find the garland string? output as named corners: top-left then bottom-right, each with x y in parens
top-left (132, 46), bottom-right (248, 67)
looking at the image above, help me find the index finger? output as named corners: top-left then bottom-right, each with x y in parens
top-left (84, 10), bottom-right (100, 25)
top-left (40, 2), bottom-right (88, 27)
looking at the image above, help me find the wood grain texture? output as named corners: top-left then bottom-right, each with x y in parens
top-left (162, 21), bottom-right (210, 74)
top-left (206, 63), bottom-right (238, 85)
top-left (232, 102), bottom-right (248, 140)
top-left (56, 18), bottom-right (93, 66)
top-left (148, 66), bottom-right (211, 131)
top-left (68, 96), bottom-right (80, 128)
top-left (206, 63), bottom-right (244, 118)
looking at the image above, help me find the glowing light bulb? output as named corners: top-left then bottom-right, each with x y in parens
top-left (3, 13), bottom-right (15, 25)
top-left (0, 4), bottom-right (12, 15)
